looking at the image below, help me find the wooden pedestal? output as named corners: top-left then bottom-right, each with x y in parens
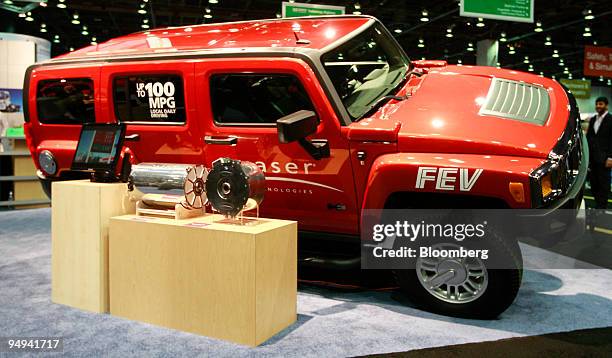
top-left (51, 180), bottom-right (134, 313)
top-left (109, 215), bottom-right (297, 346)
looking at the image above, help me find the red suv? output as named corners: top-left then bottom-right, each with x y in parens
top-left (23, 16), bottom-right (586, 318)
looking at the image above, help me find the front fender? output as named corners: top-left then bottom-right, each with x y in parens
top-left (361, 152), bottom-right (545, 211)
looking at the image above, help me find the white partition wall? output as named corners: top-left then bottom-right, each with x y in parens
top-left (0, 33), bottom-right (50, 136)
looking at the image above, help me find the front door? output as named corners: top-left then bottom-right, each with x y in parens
top-left (194, 58), bottom-right (358, 234)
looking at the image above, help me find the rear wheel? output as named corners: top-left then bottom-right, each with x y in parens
top-left (394, 223), bottom-right (522, 319)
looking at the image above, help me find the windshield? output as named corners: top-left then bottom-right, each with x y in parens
top-left (322, 24), bottom-right (410, 121)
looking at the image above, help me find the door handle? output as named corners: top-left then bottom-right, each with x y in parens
top-left (204, 136), bottom-right (237, 145)
top-left (125, 133), bottom-right (140, 142)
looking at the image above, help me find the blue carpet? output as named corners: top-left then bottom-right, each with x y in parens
top-left (2, 208), bottom-right (612, 357)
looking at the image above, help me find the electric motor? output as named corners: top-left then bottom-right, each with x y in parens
top-left (205, 158), bottom-right (265, 217)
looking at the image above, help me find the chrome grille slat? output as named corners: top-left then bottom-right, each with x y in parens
top-left (480, 78), bottom-right (550, 126)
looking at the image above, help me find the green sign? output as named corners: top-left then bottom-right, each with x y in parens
top-left (560, 79), bottom-right (591, 99)
top-left (282, 1), bottom-right (345, 18)
top-left (460, 0), bottom-right (534, 23)
top-left (5, 126), bottom-right (24, 138)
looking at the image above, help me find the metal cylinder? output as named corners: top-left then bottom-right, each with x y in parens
top-left (129, 162), bottom-right (208, 209)
top-left (205, 158), bottom-right (265, 217)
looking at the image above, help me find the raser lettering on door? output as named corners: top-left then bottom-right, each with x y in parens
top-left (255, 161), bottom-right (315, 175)
top-left (416, 167), bottom-right (483, 191)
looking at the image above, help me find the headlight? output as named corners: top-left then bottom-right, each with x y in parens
top-left (540, 173), bottom-right (553, 198)
top-left (38, 150), bottom-right (57, 176)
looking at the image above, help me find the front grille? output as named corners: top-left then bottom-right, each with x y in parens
top-left (480, 78), bottom-right (550, 126)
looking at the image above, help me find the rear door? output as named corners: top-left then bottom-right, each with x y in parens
top-left (194, 58), bottom-right (359, 234)
top-left (101, 61), bottom-right (202, 164)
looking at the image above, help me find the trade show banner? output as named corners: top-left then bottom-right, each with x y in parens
top-left (460, 0), bottom-right (534, 23)
top-left (560, 79), bottom-right (591, 99)
top-left (282, 2), bottom-right (345, 18)
top-left (584, 45), bottom-right (612, 78)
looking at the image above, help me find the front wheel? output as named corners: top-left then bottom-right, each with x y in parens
top-left (394, 230), bottom-right (522, 319)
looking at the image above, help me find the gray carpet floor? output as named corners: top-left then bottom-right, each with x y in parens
top-left (2, 208), bottom-right (612, 357)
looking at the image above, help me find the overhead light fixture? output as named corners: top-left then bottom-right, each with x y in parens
top-left (534, 21), bottom-right (543, 32)
top-left (500, 32), bottom-right (506, 42)
top-left (418, 38), bottom-right (425, 48)
top-left (545, 36), bottom-right (552, 46)
top-left (583, 27), bottom-right (592, 37)
top-left (276, 13), bottom-right (281, 18)
top-left (53, 35), bottom-right (60, 43)
top-left (559, 59), bottom-right (564, 66)
top-left (141, 23), bottom-right (150, 29)
top-left (72, 13), bottom-right (80, 25)
top-left (90, 37), bottom-right (97, 45)
top-left (584, 9), bottom-right (594, 20)
top-left (40, 23), bottom-right (47, 33)
top-left (539, 72), bottom-right (544, 77)
top-left (528, 64), bottom-right (534, 72)
top-left (81, 25), bottom-right (88, 35)
top-left (209, 0), bottom-right (219, 3)
top-left (457, 59), bottom-right (463, 66)
top-left (523, 56), bottom-right (529, 64)
top-left (420, 10), bottom-right (429, 22)
top-left (600, 76), bottom-right (604, 82)
top-left (39, 1), bottom-right (47, 7)
top-left (394, 28), bottom-right (402, 34)
top-left (467, 42), bottom-right (474, 51)
top-left (552, 49), bottom-right (559, 58)
top-left (568, 73), bottom-right (573, 79)
top-left (69, 47), bottom-right (74, 51)
top-left (138, 4), bottom-right (147, 14)
top-left (354, 2), bottom-right (361, 10)
top-left (57, 0), bottom-right (66, 9)
top-left (446, 28), bottom-right (453, 38)
top-left (352, 11), bottom-right (362, 15)
top-left (476, 17), bottom-right (485, 27)
top-left (25, 12), bottom-right (33, 21)
top-left (496, 62), bottom-right (501, 69)
top-left (18, 12), bottom-right (26, 18)
top-left (4, 0), bottom-right (14, 4)
top-left (508, 46), bottom-right (515, 55)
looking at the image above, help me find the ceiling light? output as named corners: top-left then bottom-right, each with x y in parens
top-left (568, 73), bottom-right (573, 79)
top-left (534, 21), bottom-right (542, 32)
top-left (476, 17), bottom-right (485, 27)
top-left (583, 27), bottom-right (592, 37)
top-left (500, 32), bottom-right (506, 42)
top-left (69, 47), bottom-right (74, 51)
top-left (53, 35), bottom-right (60, 43)
top-left (352, 11), bottom-right (362, 15)
top-left (72, 13), bottom-right (80, 25)
top-left (584, 9), bottom-right (594, 20)
top-left (528, 64), bottom-right (534, 72)
top-left (446, 28), bottom-right (453, 38)
top-left (354, 2), bottom-right (361, 10)
top-left (457, 59), bottom-right (462, 66)
top-left (552, 49), bottom-right (559, 58)
top-left (57, 0), bottom-right (66, 9)
top-left (467, 42), bottom-right (474, 51)
top-left (600, 76), bottom-right (604, 82)
top-left (539, 72), bottom-right (544, 76)
top-left (496, 62), bottom-right (501, 69)
top-left (420, 10), bottom-right (429, 22)
top-left (81, 26), bottom-right (88, 35)
top-left (25, 12), bottom-right (33, 21)
top-left (40, 23), bottom-right (47, 33)
top-left (523, 56), bottom-right (529, 64)
top-left (138, 4), bottom-right (147, 14)
top-left (508, 46), bottom-right (515, 55)
top-left (545, 36), bottom-right (552, 46)
top-left (209, 0), bottom-right (219, 3)
top-left (276, 13), bottom-right (281, 18)
top-left (559, 59), bottom-right (564, 66)
top-left (39, 1), bottom-right (47, 7)
top-left (394, 28), bottom-right (402, 34)
top-left (418, 38), bottom-right (425, 48)
top-left (141, 23), bottom-right (150, 29)
top-left (18, 12), bottom-right (25, 18)
top-left (4, 0), bottom-right (14, 4)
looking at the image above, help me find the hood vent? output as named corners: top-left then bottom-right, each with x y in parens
top-left (479, 78), bottom-right (550, 126)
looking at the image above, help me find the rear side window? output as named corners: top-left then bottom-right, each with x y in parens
top-left (113, 74), bottom-right (185, 124)
top-left (210, 73), bottom-right (313, 125)
top-left (36, 78), bottom-right (95, 124)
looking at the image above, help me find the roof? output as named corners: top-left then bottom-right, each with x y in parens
top-left (57, 16), bottom-right (372, 60)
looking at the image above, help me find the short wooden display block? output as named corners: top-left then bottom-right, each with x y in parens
top-left (51, 180), bottom-right (134, 313)
top-left (109, 215), bottom-right (297, 346)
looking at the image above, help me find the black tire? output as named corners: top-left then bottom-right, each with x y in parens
top-left (394, 224), bottom-right (523, 319)
top-left (40, 179), bottom-right (52, 199)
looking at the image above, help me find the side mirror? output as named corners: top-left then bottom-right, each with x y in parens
top-left (276, 110), bottom-right (318, 143)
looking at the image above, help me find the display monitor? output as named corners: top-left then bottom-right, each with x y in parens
top-left (71, 123), bottom-right (126, 174)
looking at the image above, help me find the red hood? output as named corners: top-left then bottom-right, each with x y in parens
top-left (349, 65), bottom-right (571, 159)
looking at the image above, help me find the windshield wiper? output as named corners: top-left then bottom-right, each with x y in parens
top-left (356, 70), bottom-right (413, 121)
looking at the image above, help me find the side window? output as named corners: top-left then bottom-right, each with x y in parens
top-left (113, 74), bottom-right (185, 124)
top-left (36, 78), bottom-right (95, 124)
top-left (210, 73), bottom-right (314, 125)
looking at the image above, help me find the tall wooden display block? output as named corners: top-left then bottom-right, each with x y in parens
top-left (109, 215), bottom-right (297, 346)
top-left (51, 180), bottom-right (134, 313)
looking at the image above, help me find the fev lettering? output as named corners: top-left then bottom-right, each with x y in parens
top-left (416, 167), bottom-right (483, 191)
